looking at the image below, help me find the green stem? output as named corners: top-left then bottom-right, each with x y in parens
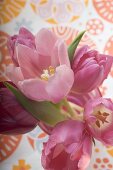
top-left (63, 98), bottom-right (84, 121)
top-left (63, 98), bottom-right (76, 118)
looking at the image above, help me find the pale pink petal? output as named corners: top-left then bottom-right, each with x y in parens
top-left (17, 44), bottom-right (41, 78)
top-left (51, 40), bottom-right (70, 67)
top-left (67, 143), bottom-right (82, 161)
top-left (18, 78), bottom-right (50, 101)
top-left (38, 53), bottom-right (54, 71)
top-left (46, 65), bottom-right (74, 103)
top-left (102, 55), bottom-right (113, 80)
top-left (6, 64), bottom-right (24, 85)
top-left (35, 28), bottom-right (57, 56)
top-left (78, 136), bottom-right (92, 169)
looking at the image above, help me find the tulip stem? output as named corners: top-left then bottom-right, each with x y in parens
top-left (63, 98), bottom-right (77, 118)
top-left (62, 98), bottom-right (84, 121)
top-left (70, 102), bottom-right (84, 113)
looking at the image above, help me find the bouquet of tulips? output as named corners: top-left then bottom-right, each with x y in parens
top-left (1, 27), bottom-right (113, 170)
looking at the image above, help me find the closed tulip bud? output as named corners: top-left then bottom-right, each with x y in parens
top-left (72, 45), bottom-right (113, 94)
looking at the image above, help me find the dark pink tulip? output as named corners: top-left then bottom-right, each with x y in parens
top-left (0, 82), bottom-right (38, 135)
top-left (72, 45), bottom-right (113, 94)
top-left (41, 120), bottom-right (92, 170)
top-left (8, 27), bottom-right (35, 66)
top-left (84, 97), bottom-right (113, 145)
top-left (0, 82), bottom-right (52, 135)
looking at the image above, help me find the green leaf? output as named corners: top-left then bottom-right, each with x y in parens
top-left (68, 31), bottom-right (86, 62)
top-left (4, 82), bottom-right (67, 127)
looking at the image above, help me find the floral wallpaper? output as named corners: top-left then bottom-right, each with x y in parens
top-left (0, 0), bottom-right (113, 169)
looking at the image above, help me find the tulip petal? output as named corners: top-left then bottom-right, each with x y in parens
top-left (0, 86), bottom-right (38, 135)
top-left (41, 120), bottom-right (91, 170)
top-left (73, 64), bottom-right (104, 93)
top-left (35, 28), bottom-right (57, 56)
top-left (19, 27), bottom-right (35, 40)
top-left (6, 64), bottom-right (24, 85)
top-left (17, 44), bottom-right (41, 78)
top-left (68, 88), bottom-right (102, 107)
top-left (52, 40), bottom-right (70, 67)
top-left (46, 65), bottom-right (74, 103)
top-left (101, 54), bottom-right (113, 80)
top-left (78, 136), bottom-right (92, 169)
top-left (102, 131), bottom-right (113, 145)
top-left (73, 45), bottom-right (89, 68)
top-left (18, 78), bottom-right (50, 101)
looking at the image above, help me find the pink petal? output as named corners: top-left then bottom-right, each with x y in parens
top-left (49, 120), bottom-right (84, 146)
top-left (19, 27), bottom-right (35, 40)
top-left (102, 54), bottom-right (113, 79)
top-left (73, 64), bottom-right (104, 93)
top-left (73, 45), bottom-right (89, 68)
top-left (18, 78), bottom-right (50, 101)
top-left (42, 120), bottom-right (85, 170)
top-left (46, 65), bottom-right (74, 103)
top-left (78, 136), bottom-right (92, 169)
top-left (51, 40), bottom-right (70, 67)
top-left (38, 53), bottom-right (54, 71)
top-left (67, 143), bottom-right (82, 161)
top-left (35, 28), bottom-right (57, 56)
top-left (17, 44), bottom-right (41, 79)
top-left (6, 64), bottom-right (24, 85)
top-left (53, 143), bottom-right (64, 159)
top-left (68, 88), bottom-right (102, 107)
top-left (102, 131), bottom-right (113, 145)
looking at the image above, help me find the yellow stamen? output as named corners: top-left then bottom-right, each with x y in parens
top-left (41, 66), bottom-right (55, 81)
top-left (49, 66), bottom-right (55, 75)
top-left (41, 75), bottom-right (49, 81)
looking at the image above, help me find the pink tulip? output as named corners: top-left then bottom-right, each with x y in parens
top-left (41, 120), bottom-right (92, 170)
top-left (72, 45), bottom-right (113, 93)
top-left (7, 28), bottom-right (74, 103)
top-left (84, 97), bottom-right (113, 145)
top-left (8, 27), bottom-right (35, 66)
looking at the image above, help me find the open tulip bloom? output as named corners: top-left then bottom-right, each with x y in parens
top-left (1, 27), bottom-right (113, 170)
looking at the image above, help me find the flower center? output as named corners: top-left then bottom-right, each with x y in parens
top-left (41, 66), bottom-right (55, 81)
top-left (95, 111), bottom-right (109, 128)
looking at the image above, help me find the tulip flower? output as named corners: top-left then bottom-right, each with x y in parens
top-left (72, 45), bottom-right (113, 94)
top-left (8, 27), bottom-right (35, 66)
top-left (41, 120), bottom-right (92, 170)
top-left (7, 28), bottom-right (74, 103)
top-left (84, 97), bottom-right (113, 145)
top-left (0, 82), bottom-right (52, 135)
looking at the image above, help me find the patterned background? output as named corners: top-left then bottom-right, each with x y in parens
top-left (0, 0), bottom-right (113, 169)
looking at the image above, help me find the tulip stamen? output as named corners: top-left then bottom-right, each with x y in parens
top-left (41, 66), bottom-right (55, 81)
top-left (95, 111), bottom-right (110, 128)
top-left (49, 66), bottom-right (55, 75)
